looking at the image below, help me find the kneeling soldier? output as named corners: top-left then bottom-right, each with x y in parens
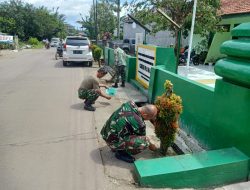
top-left (101, 101), bottom-right (157, 163)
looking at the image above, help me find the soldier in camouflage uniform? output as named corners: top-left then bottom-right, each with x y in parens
top-left (78, 67), bottom-right (111, 111)
top-left (112, 44), bottom-right (126, 88)
top-left (101, 101), bottom-right (158, 163)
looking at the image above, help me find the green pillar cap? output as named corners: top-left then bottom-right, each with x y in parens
top-left (231, 22), bottom-right (250, 37)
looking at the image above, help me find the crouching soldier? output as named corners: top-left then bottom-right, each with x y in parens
top-left (78, 67), bottom-right (111, 111)
top-left (101, 101), bottom-right (158, 163)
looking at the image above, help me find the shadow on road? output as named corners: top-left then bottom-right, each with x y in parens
top-left (54, 61), bottom-right (64, 68)
top-left (54, 61), bottom-right (101, 68)
top-left (71, 103), bottom-right (84, 110)
top-left (71, 101), bottom-right (110, 111)
top-left (90, 146), bottom-right (134, 170)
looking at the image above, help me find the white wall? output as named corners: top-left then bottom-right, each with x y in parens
top-left (123, 23), bottom-right (189, 47)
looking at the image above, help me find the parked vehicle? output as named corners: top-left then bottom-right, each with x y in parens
top-left (62, 36), bottom-right (93, 67)
top-left (50, 38), bottom-right (60, 47)
top-left (179, 49), bottom-right (208, 65)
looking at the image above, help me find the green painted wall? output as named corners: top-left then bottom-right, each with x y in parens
top-left (104, 47), bottom-right (109, 64)
top-left (156, 47), bottom-right (176, 73)
top-left (205, 14), bottom-right (250, 63)
top-left (109, 48), bottom-right (115, 67)
top-left (148, 64), bottom-right (250, 155)
top-left (125, 56), bottom-right (136, 82)
top-left (209, 80), bottom-right (250, 155)
top-left (149, 23), bottom-right (250, 157)
top-left (148, 66), bottom-right (215, 149)
top-left (205, 32), bottom-right (231, 63)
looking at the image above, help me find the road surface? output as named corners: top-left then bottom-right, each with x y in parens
top-left (0, 49), bottom-right (106, 190)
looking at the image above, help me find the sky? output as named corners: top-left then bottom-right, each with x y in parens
top-left (0, 0), bottom-right (128, 28)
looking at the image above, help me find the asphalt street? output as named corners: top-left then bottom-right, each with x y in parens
top-left (0, 49), bottom-right (106, 190)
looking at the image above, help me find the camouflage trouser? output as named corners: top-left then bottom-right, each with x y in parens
top-left (114, 65), bottom-right (126, 83)
top-left (106, 135), bottom-right (149, 155)
top-left (78, 88), bottom-right (99, 102)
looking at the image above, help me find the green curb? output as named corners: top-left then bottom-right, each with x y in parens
top-left (134, 147), bottom-right (249, 188)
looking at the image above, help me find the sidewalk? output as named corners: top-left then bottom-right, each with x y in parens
top-left (93, 70), bottom-right (249, 190)
top-left (93, 75), bottom-right (177, 189)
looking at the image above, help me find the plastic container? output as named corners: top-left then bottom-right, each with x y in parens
top-left (106, 87), bottom-right (117, 96)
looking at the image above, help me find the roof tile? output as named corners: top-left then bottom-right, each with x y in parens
top-left (220, 0), bottom-right (250, 15)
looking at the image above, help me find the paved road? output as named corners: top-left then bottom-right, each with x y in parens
top-left (0, 49), bottom-right (105, 190)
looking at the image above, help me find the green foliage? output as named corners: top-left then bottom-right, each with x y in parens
top-left (126, 0), bottom-right (221, 47)
top-left (92, 45), bottom-right (102, 61)
top-left (155, 80), bottom-right (183, 155)
top-left (28, 37), bottom-right (39, 45)
top-left (0, 16), bottom-right (15, 33)
top-left (78, 0), bottom-right (116, 40)
top-left (0, 0), bottom-right (68, 41)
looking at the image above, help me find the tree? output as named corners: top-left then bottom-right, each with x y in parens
top-left (125, 0), bottom-right (220, 48)
top-left (0, 0), bottom-right (68, 41)
top-left (78, 0), bottom-right (116, 40)
top-left (77, 15), bottom-right (95, 40)
top-left (0, 17), bottom-right (16, 34)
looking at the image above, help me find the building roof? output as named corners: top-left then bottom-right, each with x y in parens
top-left (220, 0), bottom-right (250, 16)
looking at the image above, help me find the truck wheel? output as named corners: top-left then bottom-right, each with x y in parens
top-left (88, 61), bottom-right (93, 67)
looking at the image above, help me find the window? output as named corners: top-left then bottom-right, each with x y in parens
top-left (216, 24), bottom-right (230, 32)
top-left (66, 37), bottom-right (89, 46)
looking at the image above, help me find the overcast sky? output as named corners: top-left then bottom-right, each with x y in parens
top-left (0, 0), bottom-right (128, 28)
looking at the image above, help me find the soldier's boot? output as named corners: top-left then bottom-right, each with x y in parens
top-left (121, 81), bottom-right (125, 87)
top-left (84, 100), bottom-right (96, 111)
top-left (115, 150), bottom-right (135, 163)
top-left (84, 99), bottom-right (95, 104)
top-left (112, 83), bottom-right (118, 88)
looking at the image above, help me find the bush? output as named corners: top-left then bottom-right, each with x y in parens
top-left (28, 37), bottom-right (39, 46)
top-left (93, 47), bottom-right (102, 61)
top-left (91, 44), bottom-right (97, 53)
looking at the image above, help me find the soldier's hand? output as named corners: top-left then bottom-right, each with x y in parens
top-left (106, 96), bottom-right (112, 100)
top-left (148, 143), bottom-right (157, 152)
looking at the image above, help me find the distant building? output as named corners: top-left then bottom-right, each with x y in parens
top-left (122, 17), bottom-right (189, 48)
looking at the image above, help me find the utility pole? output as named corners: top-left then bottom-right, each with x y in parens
top-left (95, 0), bottom-right (98, 44)
top-left (117, 0), bottom-right (120, 39)
top-left (186, 0), bottom-right (198, 68)
top-left (93, 0), bottom-right (96, 41)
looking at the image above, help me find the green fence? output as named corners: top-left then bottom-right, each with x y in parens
top-left (104, 26), bottom-right (250, 157)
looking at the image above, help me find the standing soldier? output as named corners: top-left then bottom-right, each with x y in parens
top-left (100, 101), bottom-right (158, 163)
top-left (112, 44), bottom-right (126, 88)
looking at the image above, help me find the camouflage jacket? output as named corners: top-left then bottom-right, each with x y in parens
top-left (100, 101), bottom-right (146, 146)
